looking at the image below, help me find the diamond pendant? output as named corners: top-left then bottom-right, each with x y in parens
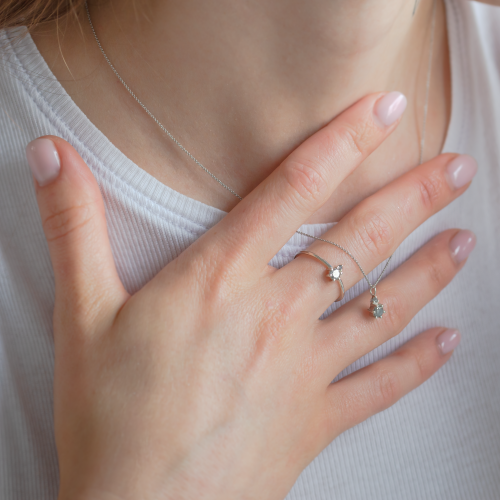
top-left (368, 287), bottom-right (385, 319)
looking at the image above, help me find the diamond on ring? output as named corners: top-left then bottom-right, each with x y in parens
top-left (294, 251), bottom-right (345, 302)
top-left (327, 265), bottom-right (343, 281)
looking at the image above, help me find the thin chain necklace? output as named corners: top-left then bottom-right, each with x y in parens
top-left (84, 0), bottom-right (437, 316)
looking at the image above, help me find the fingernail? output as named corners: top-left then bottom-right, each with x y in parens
top-left (374, 91), bottom-right (407, 126)
top-left (446, 154), bottom-right (478, 190)
top-left (436, 329), bottom-right (461, 355)
top-left (25, 138), bottom-right (61, 186)
top-left (449, 229), bottom-right (476, 264)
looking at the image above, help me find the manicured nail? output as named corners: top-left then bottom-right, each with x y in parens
top-left (449, 229), bottom-right (476, 264)
top-left (446, 154), bottom-right (478, 190)
top-left (436, 329), bottom-right (461, 355)
top-left (374, 92), bottom-right (407, 126)
top-left (25, 138), bottom-right (61, 186)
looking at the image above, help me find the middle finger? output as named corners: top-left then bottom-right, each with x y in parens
top-left (275, 153), bottom-right (478, 318)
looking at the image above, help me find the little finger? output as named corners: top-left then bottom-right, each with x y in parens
top-left (323, 326), bottom-right (460, 439)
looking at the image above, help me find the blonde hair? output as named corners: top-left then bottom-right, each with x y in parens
top-left (0, 0), bottom-right (85, 30)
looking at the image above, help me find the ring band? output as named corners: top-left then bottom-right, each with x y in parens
top-left (294, 250), bottom-right (345, 302)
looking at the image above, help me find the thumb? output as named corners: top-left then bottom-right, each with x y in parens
top-left (26, 136), bottom-right (128, 335)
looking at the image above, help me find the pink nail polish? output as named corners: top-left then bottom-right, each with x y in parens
top-left (374, 92), bottom-right (407, 126)
top-left (446, 155), bottom-right (478, 190)
top-left (25, 138), bottom-right (61, 187)
top-left (449, 230), bottom-right (476, 264)
top-left (436, 329), bottom-right (461, 355)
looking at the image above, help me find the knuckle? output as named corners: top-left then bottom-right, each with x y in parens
top-left (189, 249), bottom-right (237, 308)
top-left (254, 298), bottom-right (298, 353)
top-left (42, 202), bottom-right (94, 243)
top-left (372, 368), bottom-right (400, 410)
top-left (183, 236), bottom-right (257, 313)
top-left (333, 121), bottom-right (373, 159)
top-left (379, 290), bottom-right (408, 332)
top-left (351, 209), bottom-right (395, 258)
top-left (282, 158), bottom-right (329, 205)
top-left (412, 171), bottom-right (443, 213)
top-left (394, 348), bottom-right (429, 384)
top-left (421, 249), bottom-right (453, 294)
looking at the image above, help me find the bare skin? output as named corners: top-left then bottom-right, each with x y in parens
top-left (28, 93), bottom-right (476, 500)
top-left (23, 1), bottom-right (494, 498)
top-left (31, 0), bottom-right (451, 222)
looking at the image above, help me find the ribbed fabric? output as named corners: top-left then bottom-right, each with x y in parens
top-left (0, 0), bottom-right (499, 498)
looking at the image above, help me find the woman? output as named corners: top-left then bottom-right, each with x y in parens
top-left (0, 0), bottom-right (499, 498)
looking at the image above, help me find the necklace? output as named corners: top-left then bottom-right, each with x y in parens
top-left (84, 0), bottom-right (437, 318)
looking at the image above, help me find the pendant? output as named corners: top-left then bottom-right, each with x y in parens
top-left (368, 287), bottom-right (385, 319)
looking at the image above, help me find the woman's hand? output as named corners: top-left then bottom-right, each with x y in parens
top-left (26, 92), bottom-right (476, 500)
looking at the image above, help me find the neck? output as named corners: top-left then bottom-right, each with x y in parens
top-left (30, 0), bottom-right (450, 222)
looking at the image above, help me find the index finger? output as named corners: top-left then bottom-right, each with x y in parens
top-left (207, 91), bottom-right (407, 272)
